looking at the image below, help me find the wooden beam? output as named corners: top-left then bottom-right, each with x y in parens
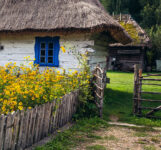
top-left (146, 105), bottom-right (161, 116)
top-left (141, 91), bottom-right (161, 95)
top-left (141, 83), bottom-right (161, 86)
top-left (133, 98), bottom-right (161, 102)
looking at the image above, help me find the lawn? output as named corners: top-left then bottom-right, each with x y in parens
top-left (103, 71), bottom-right (161, 127)
top-left (35, 71), bottom-right (161, 150)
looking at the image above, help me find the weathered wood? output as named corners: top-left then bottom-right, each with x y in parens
top-left (134, 98), bottom-right (161, 102)
top-left (139, 107), bottom-right (161, 110)
top-left (142, 74), bottom-right (161, 77)
top-left (146, 105), bottom-right (161, 116)
top-left (0, 115), bottom-right (7, 150)
top-left (141, 83), bottom-right (161, 86)
top-left (141, 91), bottom-right (161, 95)
top-left (0, 91), bottom-right (79, 150)
top-left (133, 64), bottom-right (140, 114)
top-left (93, 65), bottom-right (106, 118)
top-left (11, 111), bottom-right (20, 150)
top-left (141, 78), bottom-right (161, 81)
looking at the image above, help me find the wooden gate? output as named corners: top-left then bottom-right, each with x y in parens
top-left (93, 66), bottom-right (107, 118)
top-left (133, 65), bottom-right (161, 119)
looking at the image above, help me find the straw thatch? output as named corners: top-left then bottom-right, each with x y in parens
top-left (0, 0), bottom-right (132, 44)
top-left (111, 14), bottom-right (150, 46)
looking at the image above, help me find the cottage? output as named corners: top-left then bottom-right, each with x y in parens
top-left (108, 14), bottom-right (150, 71)
top-left (0, 0), bottom-right (131, 71)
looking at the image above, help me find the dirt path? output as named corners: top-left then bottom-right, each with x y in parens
top-left (75, 126), bottom-right (161, 150)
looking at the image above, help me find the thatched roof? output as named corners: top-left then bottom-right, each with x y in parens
top-left (0, 0), bottom-right (132, 44)
top-left (110, 14), bottom-right (150, 47)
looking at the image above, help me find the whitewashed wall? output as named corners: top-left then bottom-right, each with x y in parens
top-left (0, 32), bottom-right (108, 71)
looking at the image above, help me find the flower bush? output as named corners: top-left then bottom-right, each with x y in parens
top-left (0, 57), bottom-right (91, 115)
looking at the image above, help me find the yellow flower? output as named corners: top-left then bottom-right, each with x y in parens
top-left (60, 46), bottom-right (66, 53)
top-left (18, 105), bottom-right (23, 110)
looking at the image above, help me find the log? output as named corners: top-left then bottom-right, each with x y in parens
top-left (146, 105), bottom-right (161, 116)
top-left (133, 98), bottom-right (161, 102)
top-left (141, 78), bottom-right (161, 81)
top-left (142, 83), bottom-right (161, 86)
top-left (141, 91), bottom-right (161, 95)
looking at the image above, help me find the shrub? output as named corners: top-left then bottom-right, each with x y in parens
top-left (0, 58), bottom-right (92, 115)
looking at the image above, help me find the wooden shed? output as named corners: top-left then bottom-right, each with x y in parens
top-left (108, 14), bottom-right (150, 71)
top-left (0, 0), bottom-right (131, 71)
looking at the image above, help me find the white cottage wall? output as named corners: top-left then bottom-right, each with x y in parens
top-left (0, 32), bottom-right (108, 71)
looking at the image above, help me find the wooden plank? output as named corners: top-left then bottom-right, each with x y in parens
top-left (17, 110), bottom-right (25, 149)
top-left (134, 98), bottom-right (161, 102)
top-left (146, 105), bottom-right (161, 116)
top-left (34, 106), bottom-right (41, 143)
top-left (141, 91), bottom-right (161, 95)
top-left (0, 115), bottom-right (7, 150)
top-left (38, 104), bottom-right (45, 141)
top-left (32, 106), bottom-right (38, 144)
top-left (49, 101), bottom-right (55, 133)
top-left (43, 102), bottom-right (52, 137)
top-left (26, 109), bottom-right (34, 147)
top-left (139, 107), bottom-right (161, 110)
top-left (133, 64), bottom-right (140, 114)
top-left (142, 83), bottom-right (161, 86)
top-left (141, 78), bottom-right (161, 81)
top-left (4, 114), bottom-right (13, 150)
top-left (11, 111), bottom-right (20, 150)
top-left (142, 74), bottom-right (161, 77)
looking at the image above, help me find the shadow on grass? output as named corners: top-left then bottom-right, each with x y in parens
top-left (103, 88), bottom-right (133, 122)
top-left (103, 88), bottom-right (161, 126)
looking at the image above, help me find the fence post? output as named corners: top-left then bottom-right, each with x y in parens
top-left (133, 64), bottom-right (140, 115)
top-left (138, 69), bottom-right (142, 115)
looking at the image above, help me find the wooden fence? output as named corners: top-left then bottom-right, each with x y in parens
top-left (93, 66), bottom-right (106, 118)
top-left (0, 90), bottom-right (79, 150)
top-left (133, 65), bottom-right (161, 119)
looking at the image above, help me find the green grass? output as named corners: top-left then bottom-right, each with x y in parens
top-left (103, 71), bottom-right (161, 127)
top-left (86, 145), bottom-right (106, 150)
top-left (35, 117), bottom-right (108, 150)
top-left (144, 145), bottom-right (156, 150)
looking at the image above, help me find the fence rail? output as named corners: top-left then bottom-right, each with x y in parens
top-left (0, 90), bottom-right (79, 150)
top-left (133, 64), bottom-right (161, 119)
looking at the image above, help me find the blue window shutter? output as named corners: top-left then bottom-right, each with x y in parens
top-left (54, 37), bottom-right (60, 67)
top-left (34, 37), bottom-right (39, 64)
top-left (34, 36), bottom-right (60, 67)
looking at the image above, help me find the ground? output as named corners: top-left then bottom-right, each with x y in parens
top-left (36, 71), bottom-right (161, 150)
top-left (76, 126), bottom-right (161, 150)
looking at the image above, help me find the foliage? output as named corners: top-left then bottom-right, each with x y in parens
top-left (86, 145), bottom-right (106, 150)
top-left (73, 53), bottom-right (97, 119)
top-left (146, 51), bottom-right (154, 66)
top-left (148, 25), bottom-right (161, 59)
top-left (0, 56), bottom-right (91, 115)
top-left (35, 117), bottom-right (108, 150)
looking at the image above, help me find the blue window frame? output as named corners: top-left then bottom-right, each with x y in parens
top-left (34, 37), bottom-right (60, 67)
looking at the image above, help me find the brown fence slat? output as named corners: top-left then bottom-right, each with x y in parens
top-left (0, 115), bottom-right (7, 150)
top-left (11, 111), bottom-right (20, 150)
top-left (0, 91), bottom-right (79, 149)
top-left (133, 64), bottom-right (161, 119)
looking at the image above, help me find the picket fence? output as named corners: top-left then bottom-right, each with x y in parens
top-left (0, 90), bottom-right (79, 150)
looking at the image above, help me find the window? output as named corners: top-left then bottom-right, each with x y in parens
top-left (34, 37), bottom-right (60, 67)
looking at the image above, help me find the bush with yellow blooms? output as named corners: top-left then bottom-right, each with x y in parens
top-left (0, 55), bottom-right (92, 115)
